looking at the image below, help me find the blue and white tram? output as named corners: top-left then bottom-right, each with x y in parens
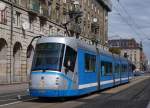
top-left (29, 36), bottom-right (133, 97)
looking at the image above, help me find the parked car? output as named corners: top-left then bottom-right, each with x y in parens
top-left (133, 71), bottom-right (144, 76)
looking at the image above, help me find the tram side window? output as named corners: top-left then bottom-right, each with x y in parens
top-left (64, 46), bottom-right (77, 72)
top-left (115, 64), bottom-right (120, 73)
top-left (101, 61), bottom-right (112, 76)
top-left (85, 53), bottom-right (96, 72)
top-left (121, 65), bottom-right (124, 73)
top-left (129, 65), bottom-right (132, 72)
top-left (121, 64), bottom-right (127, 72)
top-left (124, 65), bottom-right (127, 72)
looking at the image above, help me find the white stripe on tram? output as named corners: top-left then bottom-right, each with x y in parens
top-left (115, 78), bottom-right (120, 82)
top-left (121, 77), bottom-right (128, 80)
top-left (79, 82), bottom-right (98, 89)
top-left (78, 77), bottom-right (129, 89)
top-left (100, 80), bottom-right (114, 85)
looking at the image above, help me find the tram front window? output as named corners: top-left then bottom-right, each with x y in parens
top-left (32, 43), bottom-right (65, 71)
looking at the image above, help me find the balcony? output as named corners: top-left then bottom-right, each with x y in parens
top-left (68, 22), bottom-right (82, 35)
top-left (91, 22), bottom-right (99, 33)
top-left (27, 0), bottom-right (40, 15)
top-left (39, 6), bottom-right (48, 20)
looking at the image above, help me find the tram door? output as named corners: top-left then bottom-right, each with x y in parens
top-left (96, 55), bottom-right (101, 90)
top-left (99, 54), bottom-right (114, 89)
top-left (63, 46), bottom-right (77, 89)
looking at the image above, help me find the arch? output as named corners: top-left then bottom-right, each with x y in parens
top-left (0, 38), bottom-right (8, 84)
top-left (26, 44), bottom-right (34, 79)
top-left (13, 42), bottom-right (22, 82)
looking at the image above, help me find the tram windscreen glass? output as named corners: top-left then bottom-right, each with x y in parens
top-left (32, 43), bottom-right (65, 71)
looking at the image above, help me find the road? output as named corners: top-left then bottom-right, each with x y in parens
top-left (0, 75), bottom-right (150, 108)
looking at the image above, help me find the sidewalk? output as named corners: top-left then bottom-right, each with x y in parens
top-left (0, 83), bottom-right (29, 95)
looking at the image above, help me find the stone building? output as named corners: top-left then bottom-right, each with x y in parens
top-left (108, 38), bottom-right (146, 71)
top-left (0, 0), bottom-right (112, 84)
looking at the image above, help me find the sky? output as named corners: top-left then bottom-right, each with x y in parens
top-left (108, 0), bottom-right (150, 61)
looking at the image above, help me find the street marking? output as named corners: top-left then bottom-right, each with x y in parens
top-left (147, 101), bottom-right (150, 108)
top-left (83, 94), bottom-right (100, 99)
top-left (0, 99), bottom-right (17, 101)
top-left (0, 101), bottom-right (21, 107)
top-left (0, 93), bottom-right (27, 98)
top-left (104, 76), bottom-right (150, 94)
top-left (0, 98), bottom-right (37, 107)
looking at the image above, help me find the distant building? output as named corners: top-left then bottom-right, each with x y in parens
top-left (0, 0), bottom-right (112, 84)
top-left (108, 38), bottom-right (146, 71)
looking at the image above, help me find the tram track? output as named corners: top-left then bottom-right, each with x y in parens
top-left (0, 76), bottom-right (150, 108)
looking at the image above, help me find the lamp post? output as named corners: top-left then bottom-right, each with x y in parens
top-left (93, 17), bottom-right (98, 35)
top-left (91, 17), bottom-right (99, 44)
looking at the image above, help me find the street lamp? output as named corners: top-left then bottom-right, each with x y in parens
top-left (93, 18), bottom-right (98, 23)
top-left (63, 0), bottom-right (82, 38)
top-left (91, 18), bottom-right (98, 44)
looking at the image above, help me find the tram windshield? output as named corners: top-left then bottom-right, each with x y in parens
top-left (32, 43), bottom-right (65, 71)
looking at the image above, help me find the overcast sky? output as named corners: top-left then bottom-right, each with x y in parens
top-left (108, 0), bottom-right (150, 61)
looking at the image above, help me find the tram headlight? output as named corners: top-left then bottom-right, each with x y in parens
top-left (56, 77), bottom-right (60, 85)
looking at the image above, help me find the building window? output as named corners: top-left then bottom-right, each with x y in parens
top-left (57, 28), bottom-right (60, 35)
top-left (92, 4), bottom-right (94, 10)
top-left (134, 54), bottom-right (136, 62)
top-left (15, 11), bottom-right (21, 27)
top-left (98, 9), bottom-right (99, 14)
top-left (101, 61), bottom-right (112, 76)
top-left (29, 16), bottom-right (34, 31)
top-left (12, 0), bottom-right (20, 4)
top-left (48, 1), bottom-right (52, 16)
top-left (0, 9), bottom-right (7, 24)
top-left (87, 14), bottom-right (90, 20)
top-left (56, 7), bottom-right (60, 23)
top-left (49, 25), bottom-right (53, 35)
top-left (85, 53), bottom-right (96, 72)
top-left (40, 21), bottom-right (44, 32)
top-left (95, 7), bottom-right (97, 12)
top-left (63, 0), bottom-right (66, 3)
top-left (87, 0), bottom-right (90, 6)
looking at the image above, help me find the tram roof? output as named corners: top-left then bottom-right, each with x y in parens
top-left (37, 36), bottom-right (128, 61)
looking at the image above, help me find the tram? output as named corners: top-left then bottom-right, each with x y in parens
top-left (29, 36), bottom-right (133, 97)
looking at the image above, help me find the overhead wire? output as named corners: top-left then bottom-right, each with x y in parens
top-left (117, 1), bottom-right (150, 39)
top-left (112, 5), bottom-right (143, 40)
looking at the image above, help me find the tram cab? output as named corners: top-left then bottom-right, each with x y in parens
top-left (29, 36), bottom-right (78, 97)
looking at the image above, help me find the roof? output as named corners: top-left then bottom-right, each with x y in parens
top-left (108, 38), bottom-right (142, 49)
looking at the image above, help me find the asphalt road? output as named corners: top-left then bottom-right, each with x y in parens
top-left (0, 75), bottom-right (150, 108)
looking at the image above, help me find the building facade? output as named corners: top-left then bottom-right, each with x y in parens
top-left (0, 0), bottom-right (112, 84)
top-left (108, 38), bottom-right (146, 71)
